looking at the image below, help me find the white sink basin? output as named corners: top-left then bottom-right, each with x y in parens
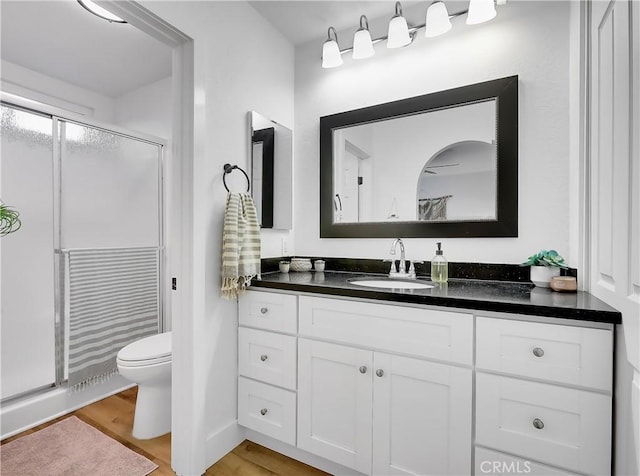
top-left (349, 278), bottom-right (434, 290)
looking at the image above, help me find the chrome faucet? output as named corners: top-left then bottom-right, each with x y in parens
top-left (389, 238), bottom-right (408, 277)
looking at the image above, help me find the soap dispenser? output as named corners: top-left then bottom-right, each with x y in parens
top-left (431, 242), bottom-right (448, 283)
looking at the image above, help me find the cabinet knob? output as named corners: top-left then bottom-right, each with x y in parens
top-left (533, 418), bottom-right (544, 430)
top-left (359, 366), bottom-right (368, 374)
top-left (260, 354), bottom-right (268, 362)
top-left (376, 369), bottom-right (384, 378)
top-left (260, 408), bottom-right (268, 416)
top-left (532, 347), bottom-right (545, 358)
top-left (260, 307), bottom-right (268, 314)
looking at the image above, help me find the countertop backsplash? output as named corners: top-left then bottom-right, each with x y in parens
top-left (261, 257), bottom-right (578, 283)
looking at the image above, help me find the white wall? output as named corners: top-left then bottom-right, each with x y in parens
top-left (0, 60), bottom-right (172, 140)
top-left (135, 2), bottom-right (294, 473)
top-left (1, 60), bottom-right (116, 121)
top-left (115, 76), bottom-right (172, 139)
top-left (294, 1), bottom-right (573, 265)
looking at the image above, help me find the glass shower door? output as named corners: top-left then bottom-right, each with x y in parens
top-left (58, 120), bottom-right (163, 387)
top-left (1, 104), bottom-right (164, 401)
top-left (59, 121), bottom-right (161, 250)
top-left (1, 104), bottom-right (56, 400)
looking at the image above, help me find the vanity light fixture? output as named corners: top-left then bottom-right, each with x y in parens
top-left (77, 0), bottom-right (127, 23)
top-left (322, 27), bottom-right (343, 68)
top-left (352, 15), bottom-right (375, 59)
top-left (466, 0), bottom-right (497, 25)
top-left (387, 2), bottom-right (412, 48)
top-left (321, 0), bottom-right (504, 69)
top-left (425, 1), bottom-right (452, 38)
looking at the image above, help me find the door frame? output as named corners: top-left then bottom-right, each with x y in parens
top-left (94, 2), bottom-right (198, 474)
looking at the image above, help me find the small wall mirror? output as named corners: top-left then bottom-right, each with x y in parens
top-left (249, 111), bottom-right (293, 230)
top-left (320, 76), bottom-right (518, 238)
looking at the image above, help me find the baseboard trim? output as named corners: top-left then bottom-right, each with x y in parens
top-left (204, 420), bottom-right (245, 469)
top-left (244, 429), bottom-right (365, 476)
top-left (1, 377), bottom-right (133, 439)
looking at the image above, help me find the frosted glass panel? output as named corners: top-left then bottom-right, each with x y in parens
top-left (60, 122), bottom-right (161, 249)
top-left (1, 104), bottom-right (56, 399)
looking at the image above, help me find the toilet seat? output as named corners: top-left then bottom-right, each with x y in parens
top-left (117, 332), bottom-right (171, 367)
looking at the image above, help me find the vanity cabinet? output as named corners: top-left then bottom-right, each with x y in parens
top-left (237, 289), bottom-right (614, 476)
top-left (474, 316), bottom-right (613, 476)
top-left (296, 296), bottom-right (473, 475)
top-left (237, 291), bottom-right (297, 445)
top-left (297, 339), bottom-right (472, 475)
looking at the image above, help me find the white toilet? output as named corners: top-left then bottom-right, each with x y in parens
top-left (116, 331), bottom-right (172, 439)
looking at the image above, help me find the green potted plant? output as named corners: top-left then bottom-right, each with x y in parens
top-left (520, 249), bottom-right (568, 287)
top-left (0, 202), bottom-right (22, 237)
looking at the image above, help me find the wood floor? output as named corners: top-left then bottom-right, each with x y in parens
top-left (2, 388), bottom-right (329, 476)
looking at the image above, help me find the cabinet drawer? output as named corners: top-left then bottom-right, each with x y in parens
top-left (239, 290), bottom-right (297, 333)
top-left (238, 377), bottom-right (296, 446)
top-left (476, 317), bottom-right (613, 391)
top-left (299, 296), bottom-right (473, 364)
top-left (475, 447), bottom-right (580, 475)
top-left (239, 327), bottom-right (297, 390)
top-left (476, 373), bottom-right (611, 475)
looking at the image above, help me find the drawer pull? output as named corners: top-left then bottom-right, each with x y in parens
top-left (359, 366), bottom-right (368, 374)
top-left (260, 307), bottom-right (269, 314)
top-left (260, 354), bottom-right (268, 362)
top-left (260, 408), bottom-right (268, 416)
top-left (532, 347), bottom-right (545, 358)
top-left (376, 369), bottom-right (384, 378)
top-left (532, 418), bottom-right (545, 430)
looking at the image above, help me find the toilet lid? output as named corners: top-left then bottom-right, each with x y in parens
top-left (117, 332), bottom-right (172, 363)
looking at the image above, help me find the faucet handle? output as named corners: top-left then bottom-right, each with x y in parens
top-left (383, 259), bottom-right (397, 274)
top-left (407, 260), bottom-right (423, 279)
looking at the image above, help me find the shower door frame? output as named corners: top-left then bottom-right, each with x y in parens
top-left (0, 92), bottom-right (167, 400)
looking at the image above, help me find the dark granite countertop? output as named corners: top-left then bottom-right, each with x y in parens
top-left (250, 271), bottom-right (621, 324)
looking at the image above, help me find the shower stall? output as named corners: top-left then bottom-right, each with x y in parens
top-left (0, 98), bottom-right (164, 434)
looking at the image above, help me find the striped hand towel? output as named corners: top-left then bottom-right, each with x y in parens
top-left (221, 192), bottom-right (261, 299)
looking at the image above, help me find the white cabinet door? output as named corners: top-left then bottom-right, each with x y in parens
top-left (372, 353), bottom-right (472, 476)
top-left (297, 338), bottom-right (373, 474)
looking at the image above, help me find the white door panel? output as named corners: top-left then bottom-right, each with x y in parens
top-left (589, 0), bottom-right (639, 371)
top-left (372, 353), bottom-right (472, 476)
top-left (297, 338), bottom-right (372, 474)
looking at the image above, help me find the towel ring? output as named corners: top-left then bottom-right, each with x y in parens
top-left (223, 163), bottom-right (250, 192)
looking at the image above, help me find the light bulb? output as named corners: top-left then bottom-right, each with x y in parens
top-left (425, 1), bottom-right (452, 38)
top-left (322, 27), bottom-right (343, 68)
top-left (352, 15), bottom-right (374, 59)
top-left (387, 2), bottom-right (411, 48)
top-left (322, 40), bottom-right (343, 68)
top-left (466, 0), bottom-right (497, 25)
top-left (353, 30), bottom-right (375, 59)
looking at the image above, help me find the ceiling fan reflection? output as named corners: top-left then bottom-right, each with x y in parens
top-left (423, 163), bottom-right (460, 174)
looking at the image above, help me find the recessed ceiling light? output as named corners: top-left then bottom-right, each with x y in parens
top-left (77, 0), bottom-right (127, 24)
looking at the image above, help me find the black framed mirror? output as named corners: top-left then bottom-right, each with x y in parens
top-left (252, 127), bottom-right (275, 228)
top-left (320, 75), bottom-right (518, 238)
top-left (249, 111), bottom-right (293, 230)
